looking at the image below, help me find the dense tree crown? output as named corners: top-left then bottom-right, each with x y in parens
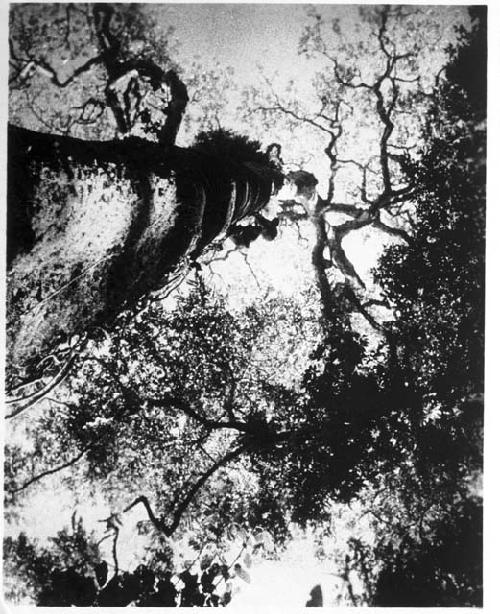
top-left (5, 3), bottom-right (484, 608)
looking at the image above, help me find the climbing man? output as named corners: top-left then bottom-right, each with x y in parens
top-left (156, 69), bottom-right (189, 146)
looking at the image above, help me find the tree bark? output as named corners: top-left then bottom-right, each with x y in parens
top-left (7, 125), bottom-right (283, 384)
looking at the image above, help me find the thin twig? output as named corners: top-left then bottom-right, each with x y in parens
top-left (10, 445), bottom-right (91, 494)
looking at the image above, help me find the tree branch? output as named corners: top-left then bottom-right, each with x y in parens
top-left (6, 350), bottom-right (78, 418)
top-left (35, 55), bottom-right (104, 88)
top-left (250, 103), bottom-right (335, 136)
top-left (372, 218), bottom-right (412, 244)
top-left (9, 445), bottom-right (91, 494)
top-left (123, 445), bottom-right (245, 538)
top-left (149, 394), bottom-right (250, 433)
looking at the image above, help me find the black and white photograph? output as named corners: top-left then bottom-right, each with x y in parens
top-left (4, 2), bottom-right (486, 608)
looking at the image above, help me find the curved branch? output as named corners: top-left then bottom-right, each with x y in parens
top-left (337, 284), bottom-right (385, 332)
top-left (331, 211), bottom-right (374, 241)
top-left (123, 445), bottom-right (245, 538)
top-left (35, 55), bottom-right (104, 87)
top-left (372, 218), bottom-right (412, 244)
top-left (372, 73), bottom-right (395, 198)
top-left (6, 351), bottom-right (77, 418)
top-left (168, 445), bottom-right (245, 534)
top-left (9, 445), bottom-right (91, 494)
top-left (7, 375), bottom-right (46, 399)
top-left (92, 3), bottom-right (187, 139)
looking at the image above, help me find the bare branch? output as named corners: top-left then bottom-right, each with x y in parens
top-left (6, 350), bottom-right (77, 419)
top-left (123, 445), bottom-right (245, 538)
top-left (9, 445), bottom-right (91, 495)
top-left (336, 283), bottom-right (385, 331)
top-left (250, 103), bottom-right (335, 136)
top-left (35, 55), bottom-right (104, 88)
top-left (372, 218), bottom-right (412, 244)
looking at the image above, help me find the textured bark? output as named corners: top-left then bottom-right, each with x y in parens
top-left (7, 125), bottom-right (283, 382)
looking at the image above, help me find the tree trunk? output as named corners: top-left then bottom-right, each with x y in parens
top-left (7, 125), bottom-right (282, 384)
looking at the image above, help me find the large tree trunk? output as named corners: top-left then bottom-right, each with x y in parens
top-left (7, 125), bottom-right (282, 384)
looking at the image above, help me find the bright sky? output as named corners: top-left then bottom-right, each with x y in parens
top-left (156, 3), bottom-right (469, 180)
top-left (155, 4), bottom-right (468, 85)
top-left (150, 4), bottom-right (470, 298)
top-left (153, 3), bottom-right (315, 80)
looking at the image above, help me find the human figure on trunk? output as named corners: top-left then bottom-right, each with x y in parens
top-left (156, 70), bottom-right (189, 146)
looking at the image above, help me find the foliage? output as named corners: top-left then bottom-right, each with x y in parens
top-left (5, 4), bottom-right (484, 608)
top-left (339, 9), bottom-right (486, 606)
top-left (9, 277), bottom-right (412, 549)
top-left (192, 128), bottom-right (272, 166)
top-left (370, 496), bottom-right (482, 607)
top-left (4, 513), bottom-right (276, 606)
top-left (16, 282), bottom-right (317, 532)
top-left (374, 5), bottom-right (485, 469)
top-left (4, 514), bottom-right (102, 605)
top-left (181, 61), bottom-right (237, 139)
top-left (249, 310), bottom-right (382, 523)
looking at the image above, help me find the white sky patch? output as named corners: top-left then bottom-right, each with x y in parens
top-left (149, 4), bottom-right (472, 311)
